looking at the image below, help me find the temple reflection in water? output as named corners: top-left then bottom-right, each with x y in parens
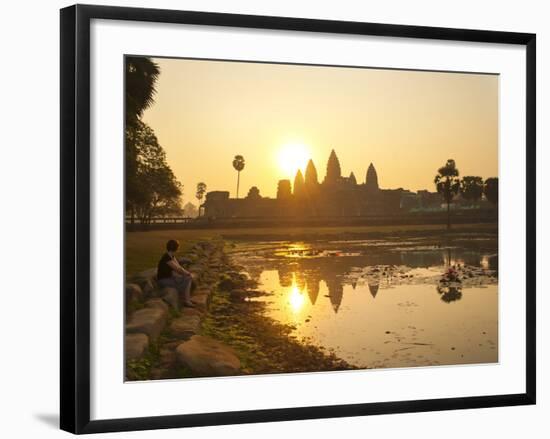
top-left (234, 235), bottom-right (499, 369)
top-left (246, 242), bottom-right (498, 314)
top-left (277, 262), bottom-right (382, 313)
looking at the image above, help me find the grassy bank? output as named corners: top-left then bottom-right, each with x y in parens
top-left (201, 287), bottom-right (354, 375)
top-left (126, 222), bottom-right (497, 276)
top-left (126, 241), bottom-right (354, 379)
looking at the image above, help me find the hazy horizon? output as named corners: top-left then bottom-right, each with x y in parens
top-left (141, 57), bottom-right (498, 205)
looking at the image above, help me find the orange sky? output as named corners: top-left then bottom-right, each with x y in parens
top-left (141, 57), bottom-right (498, 204)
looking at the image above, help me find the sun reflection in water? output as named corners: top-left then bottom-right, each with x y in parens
top-left (288, 276), bottom-right (306, 314)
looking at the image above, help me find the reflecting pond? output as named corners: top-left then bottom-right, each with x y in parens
top-left (232, 233), bottom-right (498, 369)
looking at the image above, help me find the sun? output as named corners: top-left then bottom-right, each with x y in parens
top-left (277, 142), bottom-right (310, 178)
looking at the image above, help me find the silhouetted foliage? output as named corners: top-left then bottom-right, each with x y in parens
top-left (196, 182), bottom-right (207, 217)
top-left (246, 186), bottom-right (261, 199)
top-left (460, 176), bottom-right (484, 204)
top-left (182, 202), bottom-right (198, 218)
top-left (125, 120), bottom-right (182, 223)
top-left (125, 57), bottom-right (160, 126)
top-left (124, 57), bottom-right (183, 224)
top-left (434, 159), bottom-right (460, 229)
top-left (484, 177), bottom-right (498, 205)
top-left (277, 180), bottom-right (292, 199)
top-left (232, 155), bottom-right (245, 198)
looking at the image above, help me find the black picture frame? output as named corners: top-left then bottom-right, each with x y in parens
top-left (60, 4), bottom-right (536, 434)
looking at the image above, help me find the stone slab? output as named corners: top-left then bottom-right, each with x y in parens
top-left (170, 315), bottom-right (201, 338)
top-left (126, 307), bottom-right (168, 340)
top-left (125, 333), bottom-right (149, 360)
top-left (176, 335), bottom-right (241, 376)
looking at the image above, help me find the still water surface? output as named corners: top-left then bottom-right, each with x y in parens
top-left (232, 234), bottom-right (498, 369)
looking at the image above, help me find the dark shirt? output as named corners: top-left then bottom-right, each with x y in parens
top-left (157, 252), bottom-right (175, 280)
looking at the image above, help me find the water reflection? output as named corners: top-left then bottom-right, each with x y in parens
top-left (258, 241), bottom-right (496, 313)
top-left (368, 282), bottom-right (379, 298)
top-left (235, 236), bottom-right (497, 315)
top-left (436, 250), bottom-right (465, 304)
top-left (288, 279), bottom-right (306, 313)
top-left (307, 272), bottom-right (321, 305)
top-left (234, 234), bottom-right (499, 368)
top-left (325, 276), bottom-right (344, 313)
top-left (481, 254), bottom-right (498, 274)
top-left (278, 266), bottom-right (293, 287)
top-left (437, 284), bottom-right (463, 303)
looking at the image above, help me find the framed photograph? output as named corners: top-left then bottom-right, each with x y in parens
top-left (60, 4), bottom-right (536, 434)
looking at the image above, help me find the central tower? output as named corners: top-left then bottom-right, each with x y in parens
top-left (324, 149), bottom-right (341, 184)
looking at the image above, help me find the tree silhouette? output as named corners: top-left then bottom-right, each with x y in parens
top-left (434, 159), bottom-right (460, 229)
top-left (125, 120), bottom-right (182, 223)
top-left (125, 57), bottom-right (160, 126)
top-left (277, 180), bottom-right (292, 199)
top-left (246, 186), bottom-right (261, 199)
top-left (195, 182), bottom-right (207, 217)
top-left (232, 155), bottom-right (245, 198)
top-left (293, 170), bottom-right (305, 197)
top-left (125, 57), bottom-right (165, 224)
top-left (484, 177), bottom-right (498, 205)
top-left (460, 176), bottom-right (484, 205)
top-left (182, 202), bottom-right (198, 218)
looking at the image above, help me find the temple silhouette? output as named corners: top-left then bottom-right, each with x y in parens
top-left (203, 149), bottom-right (430, 218)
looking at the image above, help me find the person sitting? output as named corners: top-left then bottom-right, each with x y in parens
top-left (157, 239), bottom-right (194, 307)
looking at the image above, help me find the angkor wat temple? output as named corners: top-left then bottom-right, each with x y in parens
top-left (203, 149), bottom-right (430, 219)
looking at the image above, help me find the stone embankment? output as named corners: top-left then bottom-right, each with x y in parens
top-left (125, 240), bottom-right (241, 380)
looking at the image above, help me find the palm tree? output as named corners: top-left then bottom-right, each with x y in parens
top-left (232, 155), bottom-right (245, 198)
top-left (195, 182), bottom-right (207, 217)
top-left (125, 57), bottom-right (160, 125)
top-left (434, 159), bottom-right (460, 230)
top-left (125, 57), bottom-right (160, 223)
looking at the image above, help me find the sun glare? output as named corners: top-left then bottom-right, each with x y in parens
top-left (277, 142), bottom-right (310, 178)
top-left (288, 285), bottom-right (306, 314)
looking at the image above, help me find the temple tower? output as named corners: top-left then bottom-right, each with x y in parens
top-left (365, 163), bottom-right (379, 191)
top-left (304, 159), bottom-right (319, 186)
top-left (324, 149), bottom-right (342, 184)
top-left (277, 179), bottom-right (292, 199)
top-left (293, 169), bottom-right (305, 197)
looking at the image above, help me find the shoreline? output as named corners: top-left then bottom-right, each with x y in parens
top-left (125, 240), bottom-right (355, 381)
top-left (126, 223), bottom-right (497, 275)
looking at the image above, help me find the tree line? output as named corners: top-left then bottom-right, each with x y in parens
top-left (434, 159), bottom-right (498, 229)
top-left (126, 83), bottom-right (248, 222)
top-left (125, 57), bottom-right (183, 224)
